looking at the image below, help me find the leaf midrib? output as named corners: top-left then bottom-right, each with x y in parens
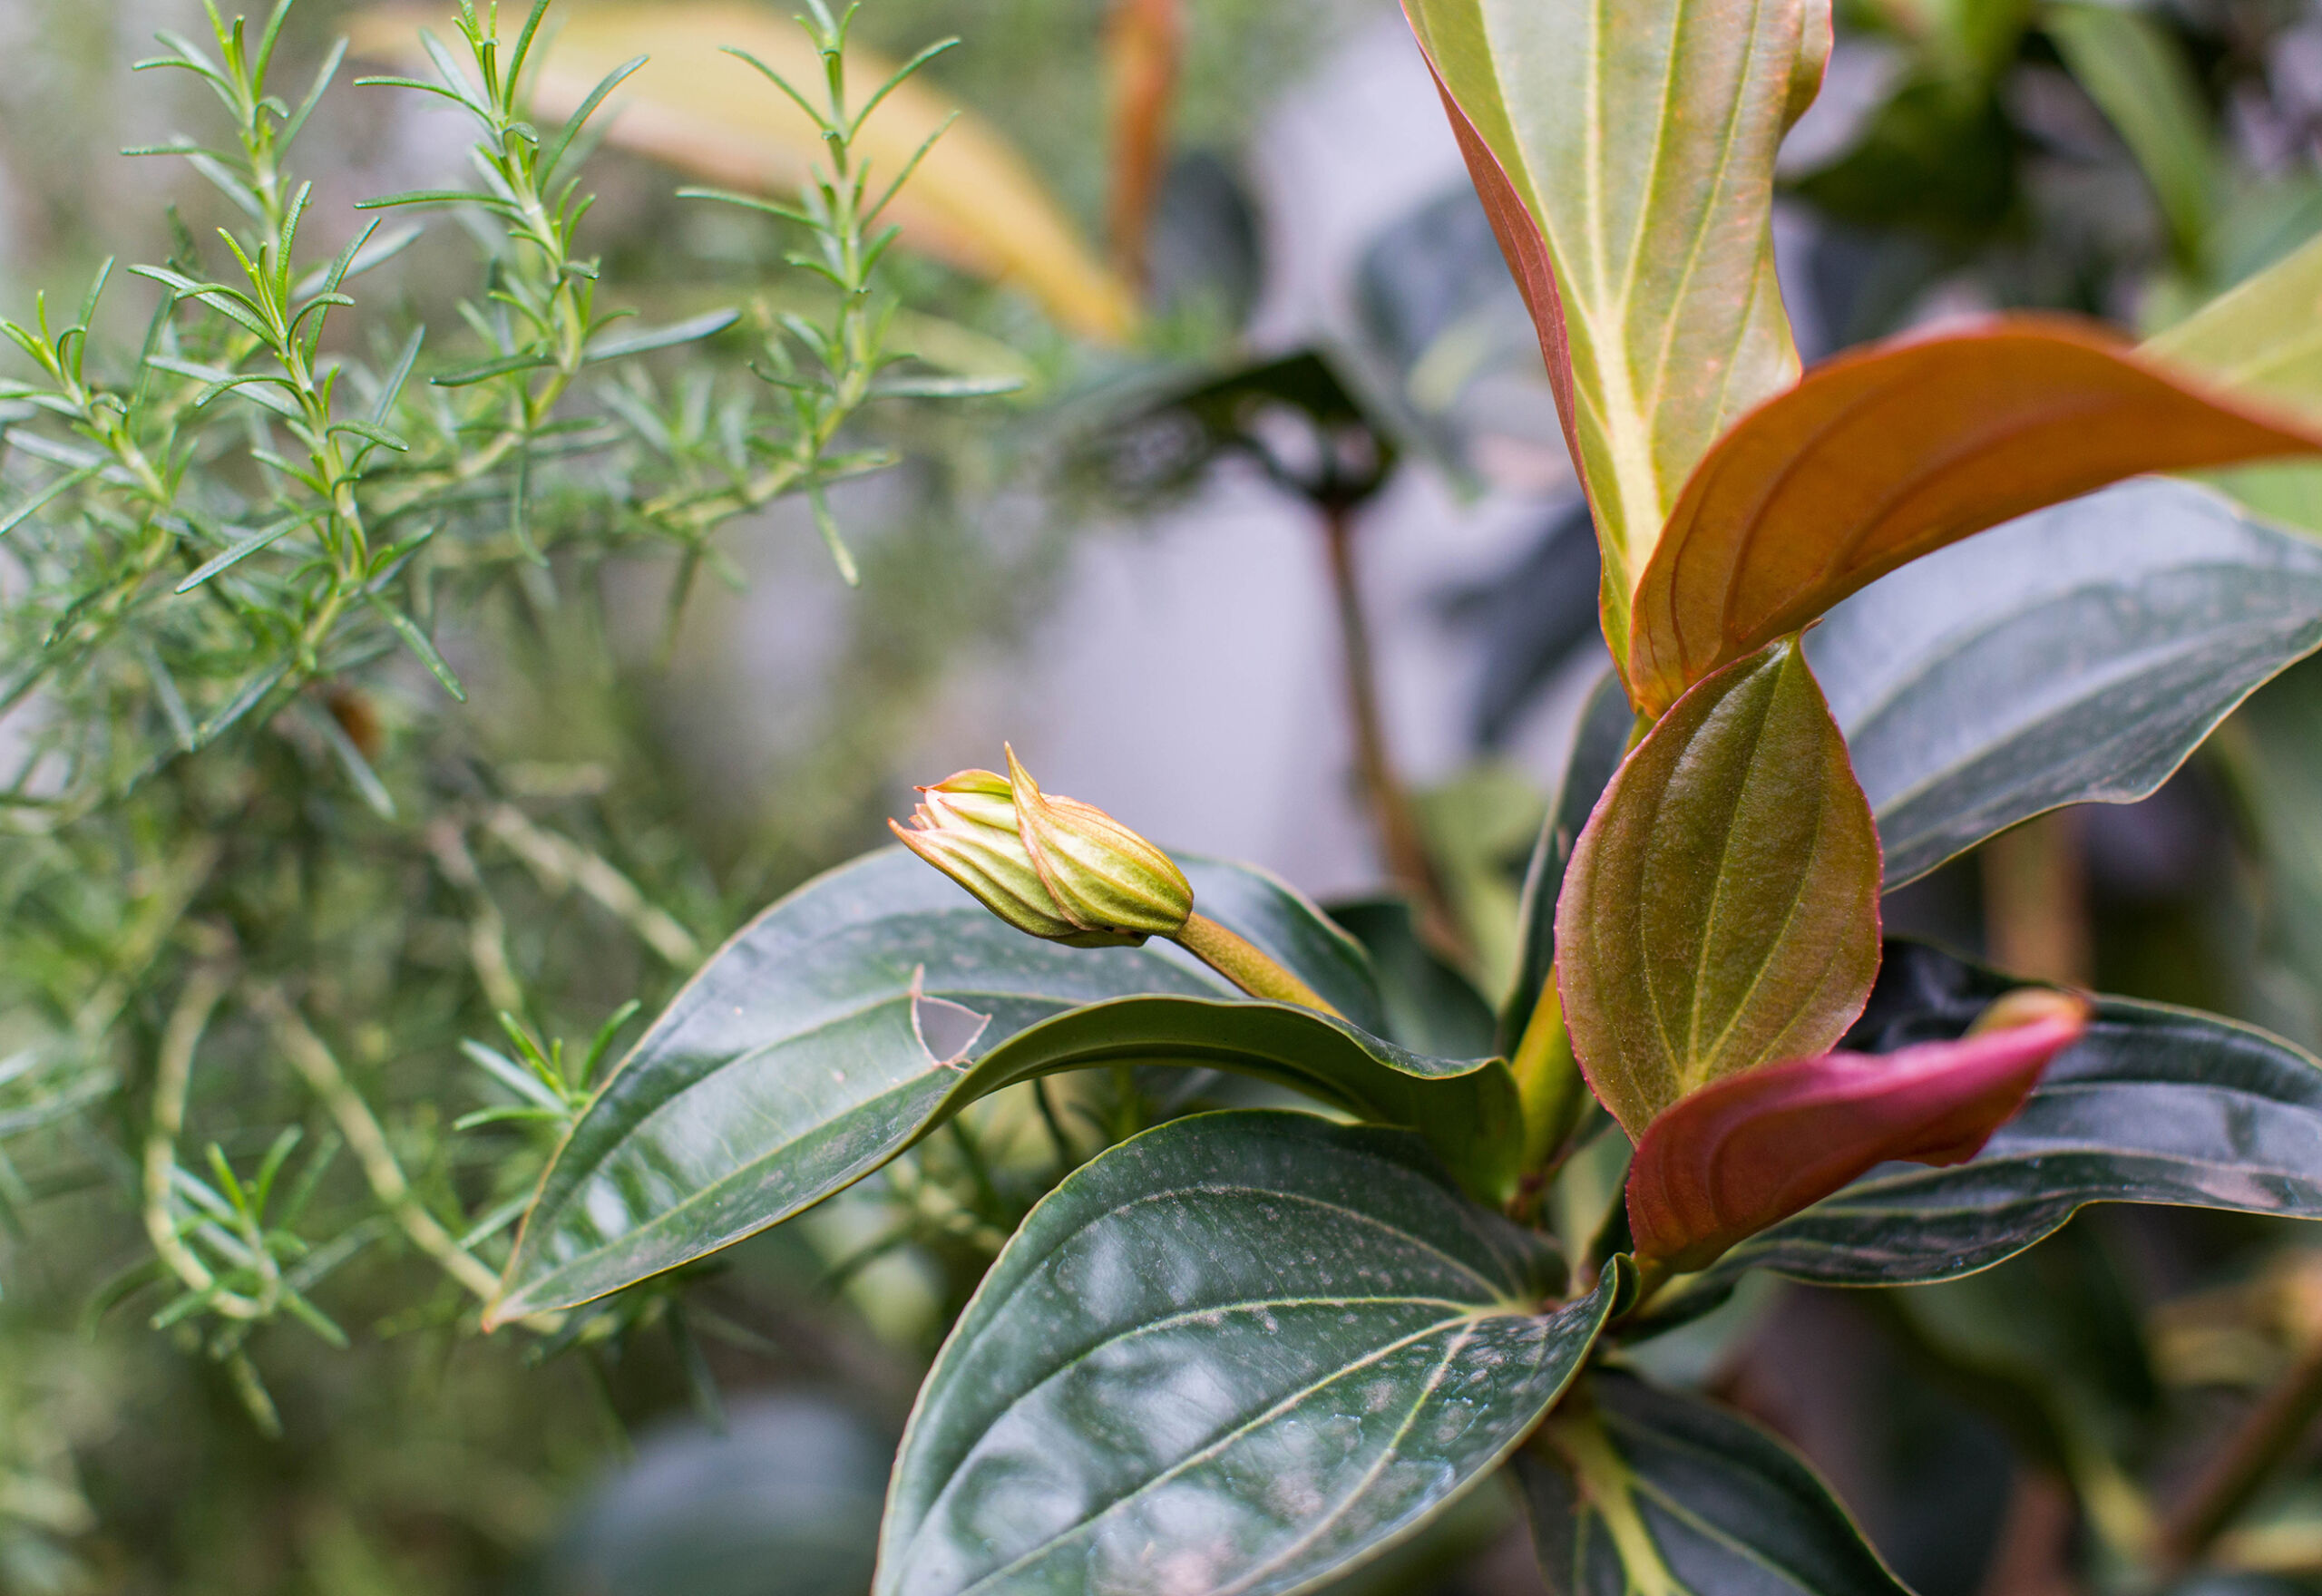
top-left (922, 1311), bottom-right (1517, 1596)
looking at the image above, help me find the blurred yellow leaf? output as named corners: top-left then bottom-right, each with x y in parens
top-left (348, 4), bottom-right (1137, 344)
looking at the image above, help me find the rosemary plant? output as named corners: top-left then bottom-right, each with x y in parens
top-left (0, 0), bottom-right (978, 1430)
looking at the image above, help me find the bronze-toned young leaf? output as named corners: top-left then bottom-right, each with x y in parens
top-left (1622, 318), bottom-right (2322, 715)
top-left (1520, 1371), bottom-right (1910, 1596)
top-left (1555, 639), bottom-right (1880, 1142)
top-left (487, 852), bottom-right (1525, 1324)
top-left (1400, 0), bottom-right (1830, 665)
top-left (1660, 941), bottom-right (2322, 1312)
top-left (347, 5), bottom-right (1137, 342)
top-left (875, 1111), bottom-right (1624, 1596)
top-left (1624, 997), bottom-right (2086, 1273)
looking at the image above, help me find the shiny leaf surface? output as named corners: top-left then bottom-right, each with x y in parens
top-left (875, 1111), bottom-right (1623, 1596)
top-left (1400, 0), bottom-right (1829, 659)
top-left (1623, 318), bottom-right (2322, 714)
top-left (1678, 940), bottom-right (2322, 1299)
top-left (1809, 479), bottom-right (2322, 887)
top-left (348, 5), bottom-right (1137, 342)
top-left (970, 998), bottom-right (1524, 1204)
top-left (1329, 897), bottom-right (1499, 1063)
top-left (491, 852), bottom-right (1517, 1322)
top-left (1520, 1371), bottom-right (1908, 1596)
top-left (1556, 640), bottom-right (1881, 1142)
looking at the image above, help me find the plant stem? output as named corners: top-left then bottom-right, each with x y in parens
top-left (142, 968), bottom-right (262, 1319)
top-left (1319, 501), bottom-right (1463, 958)
top-left (254, 987), bottom-right (504, 1306)
top-left (2159, 1325), bottom-right (2322, 1572)
top-left (1983, 810), bottom-right (2092, 985)
top-left (1173, 913), bottom-right (1341, 1016)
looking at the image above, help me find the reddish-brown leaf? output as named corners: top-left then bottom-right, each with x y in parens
top-left (1625, 998), bottom-right (2090, 1273)
top-left (1555, 639), bottom-right (1882, 1142)
top-left (1623, 316), bottom-right (2322, 715)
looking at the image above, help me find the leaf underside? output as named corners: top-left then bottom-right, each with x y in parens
top-left (1400, 0), bottom-right (1825, 660)
top-left (1556, 638), bottom-right (1882, 1141)
top-left (1623, 318), bottom-right (2322, 714)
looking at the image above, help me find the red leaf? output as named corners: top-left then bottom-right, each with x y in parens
top-left (1624, 998), bottom-right (2091, 1272)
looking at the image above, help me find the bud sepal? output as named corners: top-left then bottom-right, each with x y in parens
top-left (1003, 746), bottom-right (1193, 940)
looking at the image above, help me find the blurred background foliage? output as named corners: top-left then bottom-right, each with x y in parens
top-left (15, 0), bottom-right (2322, 1593)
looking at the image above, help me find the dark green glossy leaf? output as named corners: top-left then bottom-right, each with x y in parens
top-left (875, 1110), bottom-right (1624, 1596)
top-left (1520, 1370), bottom-right (1908, 1596)
top-left (1556, 639), bottom-right (1882, 1142)
top-left (971, 998), bottom-right (1522, 1202)
top-left (491, 852), bottom-right (1511, 1322)
top-left (1808, 479), bottom-right (2322, 888)
top-left (1502, 668), bottom-right (1632, 1055)
top-left (1672, 940), bottom-right (2322, 1304)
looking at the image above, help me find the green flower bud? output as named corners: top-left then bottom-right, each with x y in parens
top-left (888, 751), bottom-right (1193, 947)
top-left (1005, 746), bottom-right (1193, 939)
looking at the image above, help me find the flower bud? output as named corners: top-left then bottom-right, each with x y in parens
top-left (1005, 746), bottom-right (1192, 940)
top-left (889, 751), bottom-right (1192, 948)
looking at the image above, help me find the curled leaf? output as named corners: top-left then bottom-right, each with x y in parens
top-left (1401, 0), bottom-right (1829, 663)
top-left (1623, 317), bottom-right (2322, 715)
top-left (1625, 993), bottom-right (2090, 1272)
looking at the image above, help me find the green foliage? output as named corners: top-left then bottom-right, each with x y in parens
top-left (1521, 1371), bottom-right (1912, 1596)
top-left (877, 1110), bottom-right (1618, 1596)
top-left (1811, 479), bottom-right (2322, 887)
top-left (17, 0), bottom-right (2322, 1590)
top-left (488, 851), bottom-right (1527, 1322)
top-left (1556, 640), bottom-right (1882, 1141)
top-left (1650, 939), bottom-right (2322, 1314)
top-left (0, 0), bottom-right (998, 1481)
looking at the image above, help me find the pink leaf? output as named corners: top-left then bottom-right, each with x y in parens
top-left (1625, 998), bottom-right (2091, 1273)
